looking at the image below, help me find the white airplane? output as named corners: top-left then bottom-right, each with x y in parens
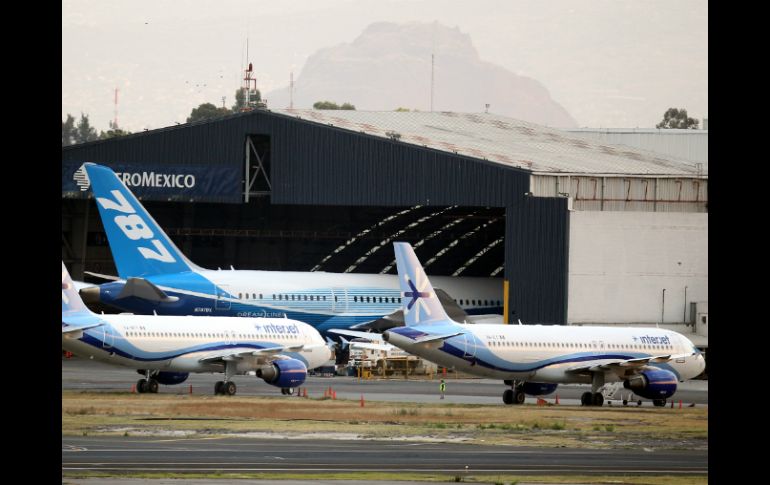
top-left (62, 261), bottom-right (331, 396)
top-left (380, 242), bottom-right (706, 406)
top-left (75, 163), bottom-right (502, 337)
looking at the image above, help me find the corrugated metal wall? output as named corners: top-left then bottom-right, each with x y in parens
top-left (506, 197), bottom-right (570, 325)
top-left (62, 110), bottom-right (570, 324)
top-left (531, 175), bottom-right (707, 212)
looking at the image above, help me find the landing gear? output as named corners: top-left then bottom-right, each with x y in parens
top-left (502, 381), bottom-right (526, 405)
top-left (281, 388), bottom-right (295, 396)
top-left (136, 371), bottom-right (159, 394)
top-left (652, 399), bottom-right (666, 407)
top-left (580, 391), bottom-right (604, 406)
top-left (215, 380), bottom-right (237, 396)
top-left (214, 361), bottom-right (238, 396)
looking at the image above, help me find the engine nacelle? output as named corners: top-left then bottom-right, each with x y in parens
top-left (522, 382), bottom-right (558, 396)
top-left (256, 358), bottom-right (307, 389)
top-left (154, 372), bottom-right (189, 385)
top-left (623, 368), bottom-right (677, 399)
top-left (137, 370), bottom-right (189, 385)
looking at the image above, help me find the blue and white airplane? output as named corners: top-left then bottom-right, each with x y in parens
top-left (379, 242), bottom-right (706, 407)
top-left (62, 261), bottom-right (331, 396)
top-left (76, 163), bottom-right (502, 336)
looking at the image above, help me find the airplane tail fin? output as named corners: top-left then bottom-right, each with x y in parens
top-left (82, 163), bottom-right (199, 278)
top-left (393, 242), bottom-right (451, 327)
top-left (62, 262), bottom-right (92, 317)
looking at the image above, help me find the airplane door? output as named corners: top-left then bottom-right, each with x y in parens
top-left (102, 326), bottom-right (114, 349)
top-left (216, 285), bottom-right (231, 310)
top-left (331, 288), bottom-right (348, 313)
top-left (462, 332), bottom-right (477, 360)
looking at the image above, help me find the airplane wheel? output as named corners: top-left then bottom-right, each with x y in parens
top-left (592, 393), bottom-right (604, 407)
top-left (286, 388), bottom-right (295, 396)
top-left (503, 389), bottom-right (513, 405)
top-left (581, 391), bottom-right (592, 406)
top-left (503, 379), bottom-right (514, 386)
top-left (136, 379), bottom-right (148, 394)
top-left (622, 399), bottom-right (628, 406)
top-left (637, 400), bottom-right (642, 406)
top-left (214, 381), bottom-right (224, 395)
top-left (513, 389), bottom-right (526, 405)
top-left (147, 379), bottom-right (159, 394)
top-left (223, 381), bottom-right (237, 396)
top-left (653, 399), bottom-right (666, 407)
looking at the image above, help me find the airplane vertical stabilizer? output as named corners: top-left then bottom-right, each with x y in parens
top-left (393, 242), bottom-right (452, 327)
top-left (62, 261), bottom-right (92, 317)
top-left (83, 163), bottom-right (199, 278)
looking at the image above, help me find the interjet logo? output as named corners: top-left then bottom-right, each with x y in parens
top-left (73, 165), bottom-right (90, 191)
top-left (402, 268), bottom-right (434, 323)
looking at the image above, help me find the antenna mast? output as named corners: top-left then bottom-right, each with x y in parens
top-left (289, 70), bottom-right (294, 109)
top-left (113, 87), bottom-right (119, 129)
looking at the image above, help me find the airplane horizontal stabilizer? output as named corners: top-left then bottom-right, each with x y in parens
top-left (413, 331), bottom-right (464, 344)
top-left (328, 328), bottom-right (385, 342)
top-left (83, 271), bottom-right (122, 282)
top-left (117, 277), bottom-right (179, 303)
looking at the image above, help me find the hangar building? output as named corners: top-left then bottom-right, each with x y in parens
top-left (62, 109), bottom-right (707, 340)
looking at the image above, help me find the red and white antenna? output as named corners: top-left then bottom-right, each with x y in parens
top-left (113, 87), bottom-right (119, 129)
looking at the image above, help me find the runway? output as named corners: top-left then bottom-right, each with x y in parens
top-left (62, 357), bottom-right (708, 406)
top-left (62, 436), bottom-right (707, 475)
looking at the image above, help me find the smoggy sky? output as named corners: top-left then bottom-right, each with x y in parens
top-left (62, 0), bottom-right (707, 133)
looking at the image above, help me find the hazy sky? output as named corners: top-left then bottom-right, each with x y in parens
top-left (62, 0), bottom-right (707, 133)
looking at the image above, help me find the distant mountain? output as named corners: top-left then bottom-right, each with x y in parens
top-left (266, 22), bottom-right (577, 127)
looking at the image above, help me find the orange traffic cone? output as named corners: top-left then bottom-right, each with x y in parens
top-left (189, 384), bottom-right (193, 395)
top-left (670, 400), bottom-right (674, 409)
top-left (131, 384), bottom-right (136, 394)
top-left (333, 390), bottom-right (337, 400)
top-left (679, 400), bottom-right (682, 409)
top-left (303, 388), bottom-right (308, 398)
top-left (537, 398), bottom-right (546, 406)
top-left (360, 394), bottom-right (365, 407)
top-left (555, 394), bottom-right (560, 405)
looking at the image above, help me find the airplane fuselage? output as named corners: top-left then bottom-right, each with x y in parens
top-left (385, 323), bottom-right (705, 384)
top-left (62, 314), bottom-right (331, 374)
top-left (91, 270), bottom-right (502, 335)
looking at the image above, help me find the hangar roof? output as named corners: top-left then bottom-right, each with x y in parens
top-left (274, 109), bottom-right (706, 177)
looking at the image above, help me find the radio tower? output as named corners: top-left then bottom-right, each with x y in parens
top-left (289, 70), bottom-right (294, 109)
top-left (113, 88), bottom-right (119, 129)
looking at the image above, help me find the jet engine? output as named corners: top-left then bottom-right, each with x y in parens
top-left (522, 382), bottom-right (558, 396)
top-left (623, 368), bottom-right (677, 399)
top-left (256, 358), bottom-right (307, 388)
top-left (136, 370), bottom-right (189, 385)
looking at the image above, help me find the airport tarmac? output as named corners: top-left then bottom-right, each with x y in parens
top-left (62, 435), bottom-right (707, 475)
top-left (62, 356), bottom-right (708, 406)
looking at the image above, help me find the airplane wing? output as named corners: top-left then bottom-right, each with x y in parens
top-left (564, 352), bottom-right (695, 374)
top-left (116, 277), bottom-right (179, 303)
top-left (197, 343), bottom-right (314, 364)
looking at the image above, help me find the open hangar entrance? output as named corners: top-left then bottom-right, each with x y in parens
top-left (70, 109), bottom-right (709, 327)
